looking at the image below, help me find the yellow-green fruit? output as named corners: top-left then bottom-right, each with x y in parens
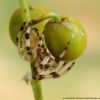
top-left (9, 6), bottom-right (48, 45)
top-left (43, 17), bottom-right (87, 61)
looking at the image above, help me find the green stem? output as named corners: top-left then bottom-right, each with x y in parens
top-left (18, 0), bottom-right (43, 100)
top-left (37, 12), bottom-right (62, 23)
top-left (19, 0), bottom-right (62, 23)
top-left (33, 12), bottom-right (62, 24)
top-left (18, 0), bottom-right (31, 21)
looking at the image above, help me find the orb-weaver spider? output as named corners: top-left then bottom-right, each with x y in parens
top-left (17, 20), bottom-right (75, 80)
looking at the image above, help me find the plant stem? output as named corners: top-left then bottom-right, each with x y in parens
top-left (18, 0), bottom-right (31, 21)
top-left (32, 12), bottom-right (62, 25)
top-left (35, 12), bottom-right (62, 23)
top-left (18, 0), bottom-right (43, 100)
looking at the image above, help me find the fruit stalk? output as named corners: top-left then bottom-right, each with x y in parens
top-left (18, 0), bottom-right (31, 21)
top-left (18, 0), bottom-right (43, 100)
top-left (33, 12), bottom-right (62, 24)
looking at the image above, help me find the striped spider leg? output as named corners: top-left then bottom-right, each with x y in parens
top-left (32, 37), bottom-right (75, 80)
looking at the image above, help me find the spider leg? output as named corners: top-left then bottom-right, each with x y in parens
top-left (32, 61), bottom-right (75, 80)
top-left (38, 56), bottom-right (60, 72)
top-left (44, 61), bottom-right (75, 79)
top-left (44, 58), bottom-right (59, 71)
top-left (58, 61), bottom-right (75, 76)
top-left (59, 41), bottom-right (70, 59)
top-left (17, 22), bottom-right (27, 57)
top-left (54, 61), bottom-right (69, 73)
top-left (17, 22), bottom-right (27, 43)
top-left (48, 61), bottom-right (75, 79)
top-left (43, 41), bottom-right (70, 73)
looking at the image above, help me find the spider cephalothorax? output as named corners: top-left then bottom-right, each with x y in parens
top-left (17, 20), bottom-right (75, 80)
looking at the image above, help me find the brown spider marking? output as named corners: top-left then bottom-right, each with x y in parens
top-left (67, 62), bottom-right (75, 71)
top-left (63, 61), bottom-right (67, 66)
top-left (19, 22), bottom-right (26, 31)
top-left (20, 26), bottom-right (24, 31)
top-left (25, 33), bottom-right (30, 39)
top-left (50, 72), bottom-right (60, 78)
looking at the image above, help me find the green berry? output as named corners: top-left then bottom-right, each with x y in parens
top-left (9, 6), bottom-right (48, 45)
top-left (43, 17), bottom-right (87, 61)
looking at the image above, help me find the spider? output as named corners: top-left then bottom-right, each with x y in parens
top-left (17, 20), bottom-right (75, 80)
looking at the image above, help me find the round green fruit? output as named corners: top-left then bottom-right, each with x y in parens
top-left (9, 6), bottom-right (48, 45)
top-left (43, 17), bottom-right (87, 61)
